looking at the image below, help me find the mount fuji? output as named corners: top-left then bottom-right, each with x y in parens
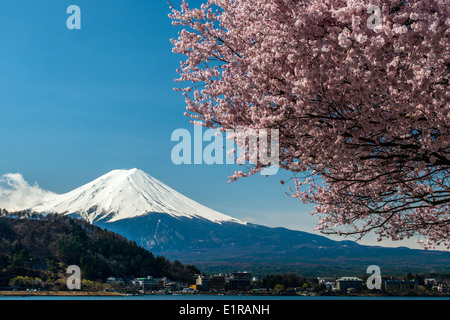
top-left (33, 168), bottom-right (243, 225)
top-left (32, 169), bottom-right (450, 275)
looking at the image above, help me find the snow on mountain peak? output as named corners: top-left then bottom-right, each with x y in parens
top-left (33, 169), bottom-right (245, 225)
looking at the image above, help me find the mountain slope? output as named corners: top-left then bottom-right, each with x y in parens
top-left (96, 213), bottom-right (450, 276)
top-left (33, 168), bottom-right (244, 224)
top-left (0, 213), bottom-right (199, 284)
top-left (32, 169), bottom-right (450, 276)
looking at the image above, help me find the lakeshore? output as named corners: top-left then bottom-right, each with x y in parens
top-left (1, 290), bottom-right (449, 299)
top-left (0, 290), bottom-right (122, 297)
top-left (2, 293), bottom-right (446, 320)
top-left (0, 293), bottom-right (449, 301)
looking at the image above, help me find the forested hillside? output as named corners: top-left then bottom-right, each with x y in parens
top-left (0, 210), bottom-right (199, 287)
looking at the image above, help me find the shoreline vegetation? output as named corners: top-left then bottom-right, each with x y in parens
top-left (0, 290), bottom-right (449, 298)
top-left (0, 289), bottom-right (450, 299)
top-left (0, 290), bottom-right (122, 296)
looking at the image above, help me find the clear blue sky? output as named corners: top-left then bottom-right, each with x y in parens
top-left (0, 1), bottom-right (422, 249)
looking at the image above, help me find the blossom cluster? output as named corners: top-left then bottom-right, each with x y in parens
top-left (170, 0), bottom-right (449, 249)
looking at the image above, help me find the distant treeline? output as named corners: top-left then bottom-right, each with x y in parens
top-left (256, 273), bottom-right (310, 290)
top-left (253, 272), bottom-right (450, 292)
top-left (0, 208), bottom-right (66, 221)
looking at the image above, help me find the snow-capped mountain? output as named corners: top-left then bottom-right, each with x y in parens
top-left (33, 168), bottom-right (244, 225)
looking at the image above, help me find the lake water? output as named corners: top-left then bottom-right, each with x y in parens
top-left (3, 294), bottom-right (446, 319)
top-left (1, 294), bottom-right (449, 300)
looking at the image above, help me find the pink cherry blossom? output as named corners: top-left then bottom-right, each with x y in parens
top-left (170, 0), bottom-right (449, 249)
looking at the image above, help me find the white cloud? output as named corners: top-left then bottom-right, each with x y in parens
top-left (0, 173), bottom-right (57, 212)
top-left (239, 216), bottom-right (258, 224)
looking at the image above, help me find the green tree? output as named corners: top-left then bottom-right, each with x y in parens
top-left (46, 259), bottom-right (62, 280)
top-left (9, 276), bottom-right (42, 289)
top-left (7, 246), bottom-right (32, 273)
top-left (57, 235), bottom-right (85, 265)
top-left (274, 284), bottom-right (285, 293)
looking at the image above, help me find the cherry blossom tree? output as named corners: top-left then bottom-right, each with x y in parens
top-left (169, 0), bottom-right (449, 249)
